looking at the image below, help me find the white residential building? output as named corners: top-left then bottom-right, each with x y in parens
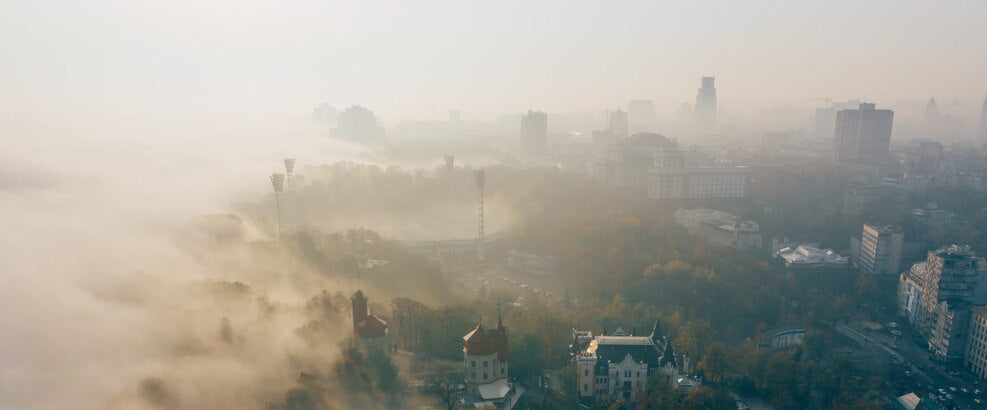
top-left (855, 224), bottom-right (904, 276)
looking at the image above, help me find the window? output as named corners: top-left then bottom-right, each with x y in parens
top-left (483, 373), bottom-right (488, 379)
top-left (584, 369), bottom-right (588, 376)
top-left (624, 371), bottom-right (631, 378)
top-left (501, 368), bottom-right (505, 375)
top-left (483, 360), bottom-right (488, 367)
top-left (583, 384), bottom-right (588, 392)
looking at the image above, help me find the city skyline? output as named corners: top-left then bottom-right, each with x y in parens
top-left (2, 1), bottom-right (986, 125)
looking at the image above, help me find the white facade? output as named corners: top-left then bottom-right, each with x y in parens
top-left (857, 224), bottom-right (904, 276)
top-left (649, 165), bottom-right (750, 199)
top-left (965, 308), bottom-right (987, 380)
top-left (898, 263), bottom-right (925, 325)
top-left (465, 351), bottom-right (507, 388)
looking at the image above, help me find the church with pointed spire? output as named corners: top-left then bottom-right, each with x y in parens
top-left (351, 288), bottom-right (387, 340)
top-left (573, 320), bottom-right (697, 403)
top-left (462, 306), bottom-right (522, 409)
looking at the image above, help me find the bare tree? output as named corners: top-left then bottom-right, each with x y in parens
top-left (421, 372), bottom-right (464, 410)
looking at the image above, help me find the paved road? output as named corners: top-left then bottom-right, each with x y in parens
top-left (836, 321), bottom-right (985, 409)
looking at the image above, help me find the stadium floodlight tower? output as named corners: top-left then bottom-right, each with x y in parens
top-left (270, 173), bottom-right (286, 237)
top-left (473, 169), bottom-right (486, 261)
top-left (283, 158), bottom-right (296, 191)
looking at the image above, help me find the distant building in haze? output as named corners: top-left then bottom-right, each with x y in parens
top-left (312, 103), bottom-right (338, 124)
top-left (609, 109), bottom-right (629, 138)
top-left (694, 76), bottom-right (717, 136)
top-left (626, 100), bottom-right (656, 133)
top-left (833, 103), bottom-right (894, 163)
top-left (978, 95), bottom-right (987, 143)
top-left (814, 107), bottom-right (836, 139)
top-left (519, 110), bottom-right (548, 157)
top-left (332, 105), bottom-right (385, 142)
top-left (594, 132), bottom-right (678, 196)
top-left (814, 101), bottom-right (862, 140)
top-left (592, 109), bottom-right (630, 154)
top-left (648, 150), bottom-right (749, 199)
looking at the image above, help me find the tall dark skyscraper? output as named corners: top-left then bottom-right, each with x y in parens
top-left (978, 95), bottom-right (987, 142)
top-left (833, 103), bottom-right (894, 163)
top-left (520, 110), bottom-right (548, 156)
top-left (695, 76), bottom-right (717, 135)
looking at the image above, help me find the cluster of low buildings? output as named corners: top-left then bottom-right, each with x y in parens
top-left (351, 283), bottom-right (699, 408)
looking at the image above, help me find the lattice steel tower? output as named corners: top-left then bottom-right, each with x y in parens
top-left (474, 169), bottom-right (486, 261)
top-left (270, 173), bottom-right (285, 237)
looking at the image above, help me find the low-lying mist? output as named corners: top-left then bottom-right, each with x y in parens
top-left (0, 117), bottom-right (477, 409)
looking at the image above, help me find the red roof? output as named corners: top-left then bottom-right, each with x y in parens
top-left (463, 322), bottom-right (508, 360)
top-left (356, 313), bottom-right (388, 339)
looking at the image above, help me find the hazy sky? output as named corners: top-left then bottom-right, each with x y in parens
top-left (2, 0), bottom-right (986, 123)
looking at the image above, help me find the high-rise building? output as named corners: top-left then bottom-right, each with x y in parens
top-left (899, 245), bottom-right (987, 361)
top-left (627, 100), bottom-right (656, 133)
top-left (965, 307), bottom-right (987, 380)
top-left (519, 110), bottom-right (548, 156)
top-left (609, 109), bottom-right (629, 138)
top-left (814, 107), bottom-right (836, 139)
top-left (833, 103), bottom-right (894, 163)
top-left (977, 95), bottom-right (987, 142)
top-left (855, 224), bottom-right (904, 276)
top-left (332, 105), bottom-right (385, 142)
top-left (695, 76), bottom-right (717, 136)
top-left (312, 103), bottom-right (338, 124)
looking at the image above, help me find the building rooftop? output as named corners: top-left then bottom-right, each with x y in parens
top-left (476, 378), bottom-right (512, 401)
top-left (776, 245), bottom-right (847, 267)
top-left (594, 336), bottom-right (656, 346)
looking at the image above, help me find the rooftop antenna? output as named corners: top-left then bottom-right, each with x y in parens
top-left (270, 173), bottom-right (285, 237)
top-left (473, 169), bottom-right (486, 261)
